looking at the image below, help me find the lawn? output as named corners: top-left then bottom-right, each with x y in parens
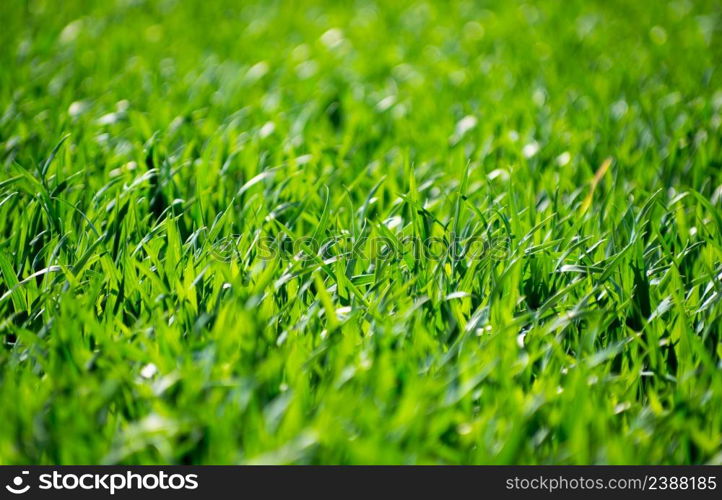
top-left (0, 0), bottom-right (721, 464)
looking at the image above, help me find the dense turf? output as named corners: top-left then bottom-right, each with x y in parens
top-left (1, 0), bottom-right (721, 464)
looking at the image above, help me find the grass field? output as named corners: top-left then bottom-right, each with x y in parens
top-left (1, 0), bottom-right (721, 465)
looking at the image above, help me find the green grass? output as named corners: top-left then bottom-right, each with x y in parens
top-left (1, 0), bottom-right (721, 465)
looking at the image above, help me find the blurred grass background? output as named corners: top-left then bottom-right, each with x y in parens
top-left (0, 0), bottom-right (721, 464)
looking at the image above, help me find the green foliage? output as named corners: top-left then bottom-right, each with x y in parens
top-left (0, 0), bottom-right (721, 464)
